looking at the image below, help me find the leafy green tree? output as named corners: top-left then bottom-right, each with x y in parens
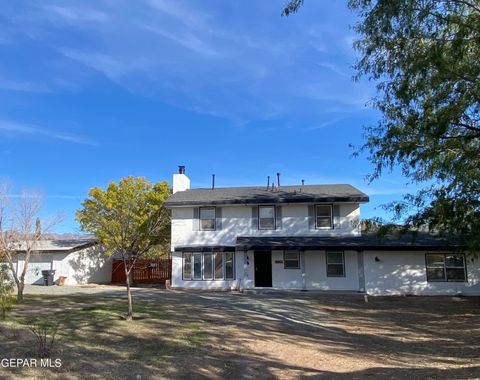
top-left (284, 0), bottom-right (480, 249)
top-left (76, 177), bottom-right (171, 320)
top-left (281, 0), bottom-right (304, 16)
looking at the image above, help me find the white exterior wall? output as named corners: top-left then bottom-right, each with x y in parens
top-left (53, 246), bottom-right (112, 285)
top-left (10, 246), bottom-right (112, 285)
top-left (304, 250), bottom-right (359, 291)
top-left (172, 249), bottom-right (361, 291)
top-left (171, 203), bottom-right (361, 250)
top-left (271, 250), bottom-right (303, 289)
top-left (170, 201), bottom-right (480, 295)
top-left (170, 203), bottom-right (361, 291)
top-left (364, 251), bottom-right (480, 296)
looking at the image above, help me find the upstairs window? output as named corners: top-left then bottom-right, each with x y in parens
top-left (316, 205), bottom-right (333, 229)
top-left (199, 207), bottom-right (216, 231)
top-left (327, 251), bottom-right (345, 277)
top-left (426, 253), bottom-right (466, 282)
top-left (259, 206), bottom-right (275, 230)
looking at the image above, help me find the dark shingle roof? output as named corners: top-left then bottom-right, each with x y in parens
top-left (164, 184), bottom-right (369, 206)
top-left (235, 233), bottom-right (460, 251)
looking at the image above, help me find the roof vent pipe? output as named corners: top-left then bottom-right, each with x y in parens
top-left (178, 165), bottom-right (186, 174)
top-left (301, 179), bottom-right (305, 186)
top-left (212, 174), bottom-right (215, 190)
top-left (277, 172), bottom-right (281, 187)
top-left (266, 176), bottom-right (270, 190)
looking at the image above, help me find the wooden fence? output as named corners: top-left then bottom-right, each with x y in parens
top-left (111, 258), bottom-right (171, 284)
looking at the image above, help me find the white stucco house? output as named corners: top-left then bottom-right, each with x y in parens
top-left (164, 167), bottom-right (480, 295)
top-left (3, 239), bottom-right (112, 286)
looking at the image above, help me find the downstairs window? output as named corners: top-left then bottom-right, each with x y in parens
top-left (426, 253), bottom-right (466, 282)
top-left (326, 251), bottom-right (345, 277)
top-left (284, 251), bottom-right (300, 269)
top-left (183, 252), bottom-right (235, 280)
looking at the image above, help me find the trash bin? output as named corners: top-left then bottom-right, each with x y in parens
top-left (41, 270), bottom-right (56, 286)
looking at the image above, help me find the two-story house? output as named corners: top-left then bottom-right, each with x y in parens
top-left (164, 167), bottom-right (480, 295)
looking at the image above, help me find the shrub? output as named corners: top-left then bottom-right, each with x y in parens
top-left (29, 320), bottom-right (59, 358)
top-left (0, 264), bottom-right (15, 320)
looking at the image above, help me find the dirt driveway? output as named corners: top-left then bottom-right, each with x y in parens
top-left (3, 286), bottom-right (480, 379)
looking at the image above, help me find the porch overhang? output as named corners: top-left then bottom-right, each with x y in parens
top-left (235, 235), bottom-right (460, 252)
top-left (174, 245), bottom-right (236, 252)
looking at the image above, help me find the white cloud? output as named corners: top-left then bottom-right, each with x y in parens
top-left (146, 0), bottom-right (210, 29)
top-left (316, 61), bottom-right (349, 77)
top-left (0, 78), bottom-right (52, 93)
top-left (306, 117), bottom-right (344, 131)
top-left (0, 120), bottom-right (95, 145)
top-left (141, 24), bottom-right (220, 58)
top-left (42, 5), bottom-right (109, 23)
top-left (1, 0), bottom-right (372, 123)
top-left (60, 49), bottom-right (152, 80)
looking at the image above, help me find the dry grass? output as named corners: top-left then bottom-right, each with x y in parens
top-left (0, 293), bottom-right (479, 379)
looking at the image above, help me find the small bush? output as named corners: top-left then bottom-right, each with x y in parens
top-left (0, 264), bottom-right (15, 320)
top-left (29, 320), bottom-right (59, 358)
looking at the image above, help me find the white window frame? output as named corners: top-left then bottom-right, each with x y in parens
top-left (199, 207), bottom-right (216, 231)
top-left (225, 252), bottom-right (235, 280)
top-left (258, 205), bottom-right (276, 230)
top-left (192, 252), bottom-right (202, 280)
top-left (315, 204), bottom-right (333, 229)
top-left (183, 252), bottom-right (192, 280)
top-left (182, 251), bottom-right (235, 281)
top-left (203, 252), bottom-right (214, 280)
top-left (284, 251), bottom-right (300, 269)
top-left (326, 251), bottom-right (345, 277)
top-left (214, 252), bottom-right (224, 280)
top-left (425, 253), bottom-right (467, 282)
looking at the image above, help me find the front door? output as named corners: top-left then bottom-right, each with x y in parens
top-left (254, 251), bottom-right (272, 287)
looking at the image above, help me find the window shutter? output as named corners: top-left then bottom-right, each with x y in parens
top-left (333, 205), bottom-right (340, 229)
top-left (216, 207), bottom-right (222, 230)
top-left (275, 206), bottom-right (282, 229)
top-left (308, 205), bottom-right (315, 229)
top-left (251, 206), bottom-right (258, 229)
top-left (193, 208), bottom-right (199, 231)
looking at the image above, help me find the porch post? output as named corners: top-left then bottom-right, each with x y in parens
top-left (301, 251), bottom-right (306, 290)
top-left (242, 250), bottom-right (248, 290)
top-left (357, 250), bottom-right (365, 293)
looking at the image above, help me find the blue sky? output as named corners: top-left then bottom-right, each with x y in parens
top-left (0, 1), bottom-right (413, 233)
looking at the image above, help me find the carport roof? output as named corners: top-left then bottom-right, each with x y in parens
top-left (13, 238), bottom-right (97, 253)
top-left (235, 234), bottom-right (460, 251)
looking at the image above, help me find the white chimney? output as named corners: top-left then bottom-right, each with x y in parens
top-left (173, 165), bottom-right (190, 194)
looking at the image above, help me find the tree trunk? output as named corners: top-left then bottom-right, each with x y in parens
top-left (124, 261), bottom-right (133, 321)
top-left (17, 281), bottom-right (24, 302)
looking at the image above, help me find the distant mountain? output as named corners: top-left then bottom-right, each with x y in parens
top-left (42, 233), bottom-right (94, 240)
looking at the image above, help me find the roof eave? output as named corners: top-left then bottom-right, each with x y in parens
top-left (165, 196), bottom-right (369, 207)
top-left (235, 244), bottom-right (459, 251)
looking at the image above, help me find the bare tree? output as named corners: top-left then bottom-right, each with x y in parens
top-left (0, 182), bottom-right (62, 302)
